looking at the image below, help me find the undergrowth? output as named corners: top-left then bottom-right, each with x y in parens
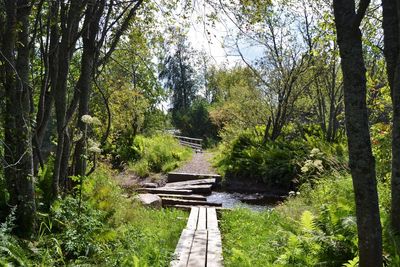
top-left (127, 134), bottom-right (192, 177)
top-left (220, 174), bottom-right (400, 266)
top-left (214, 125), bottom-right (347, 190)
top-left (0, 165), bottom-right (187, 266)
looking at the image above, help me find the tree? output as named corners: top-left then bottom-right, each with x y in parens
top-left (333, 0), bottom-right (382, 265)
top-left (160, 31), bottom-right (198, 131)
top-left (0, 0), bottom-right (36, 236)
top-left (382, 0), bottom-right (400, 235)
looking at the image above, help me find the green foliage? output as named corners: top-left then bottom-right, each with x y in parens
top-left (36, 156), bottom-right (55, 210)
top-left (220, 175), bottom-right (359, 266)
top-left (0, 165), bottom-right (187, 266)
top-left (127, 134), bottom-right (192, 177)
top-left (0, 208), bottom-right (31, 266)
top-left (214, 125), bottom-right (347, 189)
top-left (371, 123), bottom-right (392, 181)
top-left (174, 98), bottom-right (219, 142)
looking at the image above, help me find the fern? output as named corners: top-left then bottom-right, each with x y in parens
top-left (301, 210), bottom-right (316, 232)
top-left (343, 256), bottom-right (359, 267)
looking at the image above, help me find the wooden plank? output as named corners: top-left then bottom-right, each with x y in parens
top-left (165, 178), bottom-right (216, 187)
top-left (168, 172), bottom-right (221, 183)
top-left (170, 229), bottom-right (195, 267)
top-left (207, 229), bottom-right (223, 267)
top-left (162, 198), bottom-right (222, 207)
top-left (166, 184), bottom-right (213, 194)
top-left (167, 205), bottom-right (230, 211)
top-left (207, 207), bottom-right (219, 230)
top-left (187, 230), bottom-right (208, 267)
top-left (162, 198), bottom-right (222, 208)
top-left (157, 194), bottom-right (207, 201)
top-left (137, 188), bottom-right (193, 195)
top-left (197, 207), bottom-right (207, 230)
top-left (187, 207), bottom-right (199, 230)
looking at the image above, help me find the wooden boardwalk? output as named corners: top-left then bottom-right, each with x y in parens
top-left (171, 207), bottom-right (223, 267)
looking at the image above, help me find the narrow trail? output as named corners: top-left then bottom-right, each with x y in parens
top-left (173, 152), bottom-right (218, 175)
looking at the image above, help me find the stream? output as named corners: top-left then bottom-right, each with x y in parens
top-left (206, 191), bottom-right (277, 212)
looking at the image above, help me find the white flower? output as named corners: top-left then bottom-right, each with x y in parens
top-left (310, 148), bottom-right (320, 154)
top-left (81, 114), bottom-right (93, 124)
top-left (301, 166), bottom-right (309, 173)
top-left (81, 114), bottom-right (101, 126)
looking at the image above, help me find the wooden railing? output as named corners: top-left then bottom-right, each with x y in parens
top-left (173, 135), bottom-right (203, 151)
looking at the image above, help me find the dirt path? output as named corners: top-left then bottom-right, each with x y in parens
top-left (173, 152), bottom-right (218, 175)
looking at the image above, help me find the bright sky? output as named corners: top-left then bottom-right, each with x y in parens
top-left (184, 1), bottom-right (265, 67)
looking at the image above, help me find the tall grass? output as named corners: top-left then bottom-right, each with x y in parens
top-left (128, 134), bottom-right (192, 177)
top-left (1, 165), bottom-right (187, 266)
top-left (220, 174), bottom-right (399, 266)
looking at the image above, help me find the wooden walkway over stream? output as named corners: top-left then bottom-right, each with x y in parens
top-left (137, 149), bottom-right (224, 266)
top-left (171, 207), bottom-right (223, 267)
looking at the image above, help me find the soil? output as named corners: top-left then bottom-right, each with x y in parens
top-left (173, 152), bottom-right (218, 175)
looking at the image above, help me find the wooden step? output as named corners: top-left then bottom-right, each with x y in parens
top-left (167, 184), bottom-right (213, 195)
top-left (166, 205), bottom-right (231, 212)
top-left (156, 194), bottom-right (207, 201)
top-left (167, 172), bottom-right (221, 183)
top-left (137, 188), bottom-right (193, 195)
top-left (165, 178), bottom-right (216, 187)
top-left (162, 197), bottom-right (222, 207)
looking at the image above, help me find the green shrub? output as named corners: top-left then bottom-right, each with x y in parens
top-left (214, 125), bottom-right (347, 189)
top-left (128, 134), bottom-right (192, 177)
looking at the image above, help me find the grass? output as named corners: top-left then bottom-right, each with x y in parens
top-left (1, 165), bottom-right (188, 266)
top-left (219, 174), bottom-right (364, 267)
top-left (128, 134), bottom-right (192, 177)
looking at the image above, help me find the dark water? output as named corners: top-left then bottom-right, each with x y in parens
top-left (206, 191), bottom-right (274, 212)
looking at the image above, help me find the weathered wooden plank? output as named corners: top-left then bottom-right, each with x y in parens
top-left (162, 198), bottom-right (222, 207)
top-left (167, 184), bottom-right (213, 195)
top-left (157, 194), bottom-right (207, 201)
top-left (165, 178), bottom-right (216, 188)
top-left (187, 230), bottom-right (208, 267)
top-left (168, 172), bottom-right (221, 183)
top-left (197, 207), bottom-right (207, 230)
top-left (166, 205), bottom-right (231, 212)
top-left (207, 207), bottom-right (219, 230)
top-left (207, 229), bottom-right (223, 267)
top-left (170, 229), bottom-right (195, 267)
top-left (187, 207), bottom-right (199, 230)
top-left (137, 188), bottom-right (193, 195)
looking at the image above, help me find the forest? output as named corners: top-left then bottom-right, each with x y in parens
top-left (0, 0), bottom-right (400, 266)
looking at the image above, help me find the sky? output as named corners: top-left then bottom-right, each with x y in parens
top-left (184, 1), bottom-right (265, 67)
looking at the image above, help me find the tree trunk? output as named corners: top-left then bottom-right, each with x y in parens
top-left (73, 0), bottom-right (104, 176)
top-left (2, 0), bottom-right (36, 236)
top-left (382, 0), bottom-right (400, 235)
top-left (51, 0), bottom-right (84, 199)
top-left (333, 0), bottom-right (382, 266)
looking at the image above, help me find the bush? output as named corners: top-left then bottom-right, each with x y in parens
top-left (128, 134), bottom-right (192, 177)
top-left (214, 125), bottom-right (347, 190)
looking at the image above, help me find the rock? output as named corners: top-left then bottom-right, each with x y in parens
top-left (142, 182), bottom-right (158, 188)
top-left (138, 194), bottom-right (162, 209)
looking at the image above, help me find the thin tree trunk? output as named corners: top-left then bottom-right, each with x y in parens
top-left (51, 0), bottom-right (84, 199)
top-left (382, 0), bottom-right (400, 235)
top-left (333, 0), bottom-right (382, 266)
